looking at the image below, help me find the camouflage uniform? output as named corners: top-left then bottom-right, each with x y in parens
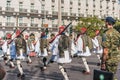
top-left (81, 34), bottom-right (93, 53)
top-left (102, 28), bottom-right (120, 73)
top-left (58, 34), bottom-right (70, 58)
top-left (15, 35), bottom-right (26, 56)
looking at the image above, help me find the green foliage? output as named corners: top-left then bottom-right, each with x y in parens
top-left (114, 21), bottom-right (120, 33)
top-left (75, 17), bottom-right (104, 38)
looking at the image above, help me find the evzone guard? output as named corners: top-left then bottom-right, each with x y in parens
top-left (75, 27), bottom-right (92, 74)
top-left (91, 30), bottom-right (103, 66)
top-left (14, 29), bottom-right (29, 78)
top-left (48, 23), bottom-right (72, 80)
top-left (2, 33), bottom-right (16, 68)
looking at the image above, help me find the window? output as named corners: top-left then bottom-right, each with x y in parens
top-left (70, 0), bottom-right (73, 5)
top-left (31, 17), bottom-right (34, 24)
top-left (7, 16), bottom-right (11, 22)
top-left (19, 17), bottom-right (23, 24)
top-left (113, 7), bottom-right (115, 10)
top-left (86, 3), bottom-right (88, 7)
top-left (6, 0), bottom-right (11, 7)
top-left (70, 7), bottom-right (72, 13)
top-left (52, 5), bottom-right (54, 11)
top-left (61, 6), bottom-right (64, 12)
top-left (78, 8), bottom-right (80, 13)
top-left (93, 4), bottom-right (95, 7)
top-left (61, 0), bottom-right (64, 4)
top-left (31, 3), bottom-right (34, 10)
top-left (78, 3), bottom-right (81, 6)
top-left (42, 4), bottom-right (45, 10)
top-left (52, 0), bottom-right (55, 3)
top-left (19, 2), bottom-right (23, 9)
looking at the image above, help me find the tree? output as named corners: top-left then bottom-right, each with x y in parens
top-left (75, 17), bottom-right (104, 38)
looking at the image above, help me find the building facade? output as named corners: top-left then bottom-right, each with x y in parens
top-left (0, 0), bottom-right (119, 37)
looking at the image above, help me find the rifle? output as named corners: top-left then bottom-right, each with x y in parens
top-left (8, 28), bottom-right (27, 44)
top-left (49, 22), bottom-right (72, 43)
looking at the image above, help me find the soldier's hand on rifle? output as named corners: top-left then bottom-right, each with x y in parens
top-left (101, 62), bottom-right (106, 71)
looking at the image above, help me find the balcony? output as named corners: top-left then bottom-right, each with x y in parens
top-left (5, 22), bottom-right (14, 27)
top-left (30, 9), bottom-right (38, 14)
top-left (0, 6), bottom-right (2, 11)
top-left (41, 10), bottom-right (48, 15)
top-left (0, 22), bottom-right (2, 26)
top-left (6, 7), bottom-right (14, 12)
top-left (78, 14), bottom-right (84, 17)
top-left (87, 14), bottom-right (92, 17)
top-left (30, 23), bottom-right (38, 27)
top-left (52, 24), bottom-right (57, 27)
top-left (19, 23), bottom-right (27, 27)
top-left (70, 13), bottom-right (76, 17)
top-left (62, 12), bottom-right (68, 16)
top-left (52, 11), bottom-right (58, 15)
top-left (19, 8), bottom-right (27, 13)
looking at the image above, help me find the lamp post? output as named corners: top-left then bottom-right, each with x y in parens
top-left (58, 0), bottom-right (62, 27)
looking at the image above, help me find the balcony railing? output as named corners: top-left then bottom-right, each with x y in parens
top-left (6, 7), bottom-right (14, 12)
top-left (78, 14), bottom-right (84, 17)
top-left (62, 12), bottom-right (68, 16)
top-left (70, 13), bottom-right (76, 16)
top-left (52, 11), bottom-right (58, 15)
top-left (0, 6), bottom-right (2, 11)
top-left (52, 24), bottom-right (58, 27)
top-left (19, 8), bottom-right (27, 13)
top-left (19, 23), bottom-right (27, 27)
top-left (87, 14), bottom-right (92, 17)
top-left (41, 10), bottom-right (48, 15)
top-left (0, 22), bottom-right (2, 26)
top-left (30, 9), bottom-right (38, 13)
top-left (5, 22), bottom-right (14, 26)
top-left (30, 23), bottom-right (38, 27)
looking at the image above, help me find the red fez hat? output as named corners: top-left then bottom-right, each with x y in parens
top-left (95, 30), bottom-right (100, 36)
top-left (6, 33), bottom-right (12, 39)
top-left (80, 27), bottom-right (87, 33)
top-left (0, 37), bottom-right (2, 40)
top-left (41, 32), bottom-right (45, 37)
top-left (59, 26), bottom-right (65, 33)
top-left (16, 29), bottom-right (21, 36)
top-left (25, 35), bottom-right (29, 39)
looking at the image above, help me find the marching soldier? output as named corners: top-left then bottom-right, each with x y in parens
top-left (15, 29), bottom-right (26, 78)
top-left (57, 26), bottom-right (71, 80)
top-left (2, 33), bottom-right (16, 68)
top-left (24, 34), bottom-right (32, 64)
top-left (75, 27), bottom-right (92, 74)
top-left (92, 30), bottom-right (103, 65)
top-left (47, 33), bottom-right (57, 64)
top-left (101, 17), bottom-right (120, 79)
top-left (49, 26), bottom-right (71, 80)
top-left (39, 32), bottom-right (48, 70)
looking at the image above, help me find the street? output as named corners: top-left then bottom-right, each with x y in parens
top-left (0, 54), bottom-right (120, 80)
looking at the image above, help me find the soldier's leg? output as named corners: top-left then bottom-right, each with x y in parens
top-left (16, 59), bottom-right (24, 77)
top-left (26, 55), bottom-right (32, 64)
top-left (43, 57), bottom-right (47, 69)
top-left (9, 58), bottom-right (15, 68)
top-left (4, 54), bottom-right (10, 65)
top-left (97, 54), bottom-right (101, 63)
top-left (58, 63), bottom-right (69, 80)
top-left (96, 54), bottom-right (101, 66)
top-left (81, 57), bottom-right (90, 74)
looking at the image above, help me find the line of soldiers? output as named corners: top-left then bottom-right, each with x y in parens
top-left (1, 16), bottom-right (119, 80)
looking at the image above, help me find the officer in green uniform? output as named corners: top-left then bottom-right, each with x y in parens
top-left (101, 17), bottom-right (120, 79)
